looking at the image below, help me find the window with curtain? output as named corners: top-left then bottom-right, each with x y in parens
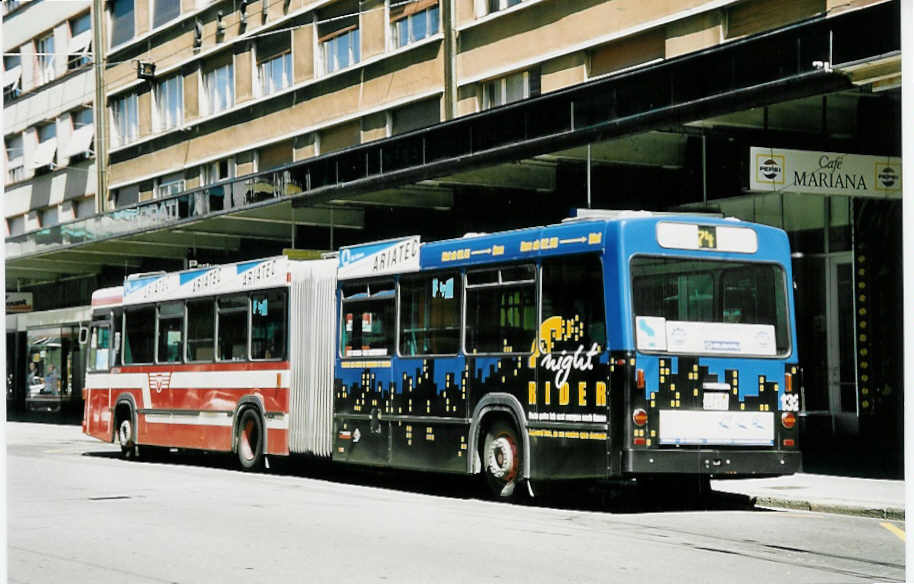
top-left (111, 93), bottom-right (138, 146)
top-left (203, 61), bottom-right (234, 115)
top-left (154, 75), bottom-right (183, 131)
top-left (390, 0), bottom-right (439, 48)
top-left (257, 33), bottom-right (292, 96)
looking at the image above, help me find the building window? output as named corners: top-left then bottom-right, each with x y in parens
top-left (203, 158), bottom-right (233, 185)
top-left (111, 93), bottom-right (138, 147)
top-left (391, 0), bottom-right (438, 48)
top-left (4, 54), bottom-right (22, 100)
top-left (481, 0), bottom-right (523, 16)
top-left (33, 122), bottom-right (58, 171)
top-left (36, 33), bottom-right (55, 85)
top-left (203, 60), bottom-right (234, 115)
top-left (319, 21), bottom-right (360, 75)
top-left (154, 75), bottom-right (182, 131)
top-left (156, 172), bottom-right (185, 198)
top-left (152, 0), bottom-right (180, 29)
top-left (5, 134), bottom-right (24, 183)
top-left (66, 108), bottom-right (95, 160)
top-left (256, 34), bottom-right (291, 97)
top-left (68, 13), bottom-right (93, 70)
top-left (110, 0), bottom-right (135, 48)
top-left (481, 68), bottom-right (539, 110)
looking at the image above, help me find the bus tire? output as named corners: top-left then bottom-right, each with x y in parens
top-left (236, 408), bottom-right (264, 471)
top-left (116, 413), bottom-right (137, 460)
top-left (482, 419), bottom-right (522, 500)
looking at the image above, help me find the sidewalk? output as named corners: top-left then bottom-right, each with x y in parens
top-left (711, 473), bottom-right (905, 520)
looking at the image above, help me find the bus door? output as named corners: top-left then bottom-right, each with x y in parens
top-left (85, 319), bottom-right (116, 441)
top-left (393, 272), bottom-right (465, 472)
top-left (335, 280), bottom-right (396, 466)
top-left (529, 255), bottom-right (610, 480)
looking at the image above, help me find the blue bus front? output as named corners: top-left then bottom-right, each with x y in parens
top-left (613, 217), bottom-right (801, 476)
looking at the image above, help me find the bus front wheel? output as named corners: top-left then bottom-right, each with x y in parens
top-left (117, 415), bottom-right (137, 460)
top-left (482, 420), bottom-right (522, 500)
top-left (236, 409), bottom-right (264, 471)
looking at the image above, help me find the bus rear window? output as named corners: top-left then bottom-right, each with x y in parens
top-left (631, 257), bottom-right (789, 355)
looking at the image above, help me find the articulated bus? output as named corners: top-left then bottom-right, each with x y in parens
top-left (83, 211), bottom-right (800, 498)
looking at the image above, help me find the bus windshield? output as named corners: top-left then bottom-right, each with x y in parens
top-left (631, 256), bottom-right (790, 356)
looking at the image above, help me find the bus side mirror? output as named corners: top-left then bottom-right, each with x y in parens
top-left (78, 326), bottom-right (90, 345)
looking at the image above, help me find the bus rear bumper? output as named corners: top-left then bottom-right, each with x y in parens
top-left (624, 448), bottom-right (801, 476)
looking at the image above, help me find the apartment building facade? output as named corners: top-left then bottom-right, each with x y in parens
top-left (4, 0), bottom-right (902, 474)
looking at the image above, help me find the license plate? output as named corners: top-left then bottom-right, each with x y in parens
top-left (703, 392), bottom-right (729, 410)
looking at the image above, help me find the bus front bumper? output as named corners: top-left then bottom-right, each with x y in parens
top-left (624, 448), bottom-right (801, 476)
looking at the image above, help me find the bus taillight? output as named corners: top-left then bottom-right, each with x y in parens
top-left (632, 408), bottom-right (648, 427)
top-left (781, 412), bottom-right (797, 429)
top-left (636, 369), bottom-right (645, 390)
top-left (785, 373), bottom-right (793, 392)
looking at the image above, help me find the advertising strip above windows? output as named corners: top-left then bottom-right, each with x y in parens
top-left (338, 236), bottom-right (420, 280)
top-left (749, 146), bottom-right (902, 198)
top-left (123, 257), bottom-right (289, 304)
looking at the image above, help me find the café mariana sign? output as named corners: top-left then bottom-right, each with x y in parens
top-left (750, 147), bottom-right (901, 197)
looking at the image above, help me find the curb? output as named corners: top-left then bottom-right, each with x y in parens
top-left (751, 495), bottom-right (904, 520)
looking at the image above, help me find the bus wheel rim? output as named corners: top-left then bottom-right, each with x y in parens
top-left (240, 419), bottom-right (257, 461)
top-left (118, 419), bottom-right (132, 447)
top-left (486, 435), bottom-right (517, 482)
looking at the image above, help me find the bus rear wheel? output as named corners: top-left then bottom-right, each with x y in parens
top-left (482, 420), bottom-right (522, 500)
top-left (236, 409), bottom-right (264, 471)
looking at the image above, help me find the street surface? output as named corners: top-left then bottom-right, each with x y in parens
top-left (7, 422), bottom-right (905, 583)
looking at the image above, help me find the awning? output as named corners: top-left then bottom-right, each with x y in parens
top-left (4, 65), bottom-right (21, 89)
top-left (68, 30), bottom-right (92, 56)
top-left (64, 124), bottom-right (94, 157)
top-left (30, 139), bottom-right (57, 169)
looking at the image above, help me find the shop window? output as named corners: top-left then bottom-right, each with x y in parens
top-left (465, 264), bottom-right (536, 353)
top-left (217, 295), bottom-right (248, 361)
top-left (110, 0), bottom-right (135, 48)
top-left (256, 33), bottom-right (291, 97)
top-left (340, 281), bottom-right (395, 357)
top-left (157, 302), bottom-right (184, 363)
top-left (202, 56), bottom-right (234, 115)
top-left (400, 273), bottom-right (461, 356)
top-left (391, 0), bottom-right (438, 49)
top-left (251, 291), bottom-right (286, 359)
top-left (36, 33), bottom-right (55, 85)
top-left (186, 299), bottom-right (215, 361)
top-left (124, 306), bottom-right (156, 364)
top-left (68, 12), bottom-right (92, 70)
top-left (153, 0), bottom-right (180, 29)
top-left (111, 92), bottom-right (138, 147)
top-left (481, 68), bottom-right (539, 110)
top-left (154, 74), bottom-right (183, 131)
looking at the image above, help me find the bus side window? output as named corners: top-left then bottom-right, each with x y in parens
top-left (87, 324), bottom-right (112, 371)
top-left (217, 295), bottom-right (249, 361)
top-left (340, 281), bottom-right (395, 358)
top-left (251, 290), bottom-right (286, 360)
top-left (541, 254), bottom-right (606, 347)
top-left (399, 273), bottom-right (461, 356)
top-left (465, 265), bottom-right (536, 354)
top-left (187, 299), bottom-right (215, 362)
top-left (157, 301), bottom-right (184, 363)
top-left (123, 307), bottom-right (156, 364)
